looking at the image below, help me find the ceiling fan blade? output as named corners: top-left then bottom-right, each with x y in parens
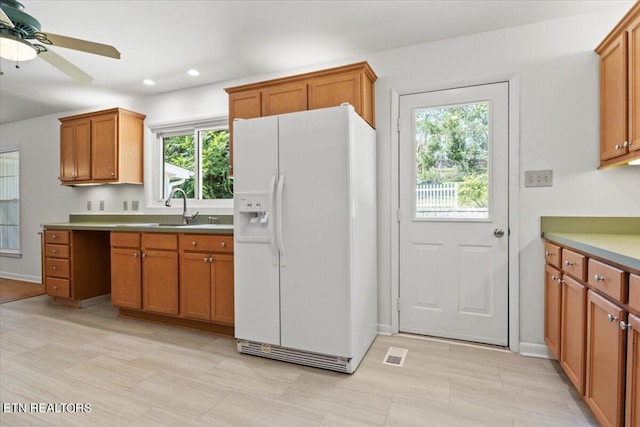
top-left (0, 7), bottom-right (15, 28)
top-left (39, 48), bottom-right (93, 83)
top-left (39, 32), bottom-right (120, 59)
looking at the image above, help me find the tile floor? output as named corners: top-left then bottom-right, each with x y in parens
top-left (0, 295), bottom-right (596, 426)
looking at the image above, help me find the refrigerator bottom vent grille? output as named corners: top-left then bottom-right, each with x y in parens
top-left (237, 340), bottom-right (352, 373)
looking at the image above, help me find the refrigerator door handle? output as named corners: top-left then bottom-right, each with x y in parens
top-left (276, 173), bottom-right (286, 266)
top-left (268, 173), bottom-right (278, 265)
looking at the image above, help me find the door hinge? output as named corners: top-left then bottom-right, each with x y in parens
top-left (397, 209), bottom-right (401, 222)
top-left (397, 116), bottom-right (400, 131)
top-left (397, 297), bottom-right (401, 312)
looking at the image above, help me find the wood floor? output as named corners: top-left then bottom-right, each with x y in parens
top-left (0, 278), bottom-right (44, 304)
top-left (0, 296), bottom-right (596, 426)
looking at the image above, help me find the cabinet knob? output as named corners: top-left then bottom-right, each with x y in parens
top-left (52, 249), bottom-right (57, 253)
top-left (53, 286), bottom-right (58, 290)
top-left (607, 313), bottom-right (619, 323)
top-left (564, 260), bottom-right (574, 266)
top-left (221, 242), bottom-right (226, 247)
top-left (52, 235), bottom-right (57, 239)
top-left (134, 253), bottom-right (139, 258)
top-left (203, 257), bottom-right (208, 262)
top-left (192, 241), bottom-right (197, 246)
top-left (593, 274), bottom-right (605, 282)
top-left (111, 172), bottom-right (115, 176)
top-left (142, 253), bottom-right (146, 258)
top-left (620, 321), bottom-right (632, 330)
top-left (614, 141), bottom-right (629, 150)
top-left (545, 251), bottom-right (553, 256)
top-left (209, 257), bottom-right (213, 263)
top-left (52, 266), bottom-right (58, 270)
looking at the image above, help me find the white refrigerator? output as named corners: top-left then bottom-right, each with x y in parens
top-left (233, 104), bottom-right (377, 373)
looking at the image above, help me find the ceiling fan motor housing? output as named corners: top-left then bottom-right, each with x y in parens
top-left (0, 0), bottom-right (42, 37)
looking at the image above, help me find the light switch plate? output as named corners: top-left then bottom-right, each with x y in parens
top-left (525, 170), bottom-right (553, 187)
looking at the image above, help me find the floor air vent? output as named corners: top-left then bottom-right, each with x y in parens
top-left (383, 346), bottom-right (408, 367)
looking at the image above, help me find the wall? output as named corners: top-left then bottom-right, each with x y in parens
top-left (1, 7), bottom-right (638, 349)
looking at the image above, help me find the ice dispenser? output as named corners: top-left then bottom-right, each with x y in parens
top-left (235, 192), bottom-right (271, 243)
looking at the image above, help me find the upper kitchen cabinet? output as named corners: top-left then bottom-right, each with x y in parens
top-left (225, 61), bottom-right (377, 174)
top-left (59, 108), bottom-right (146, 185)
top-left (596, 2), bottom-right (640, 168)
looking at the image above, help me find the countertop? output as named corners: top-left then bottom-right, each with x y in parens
top-left (542, 232), bottom-right (640, 273)
top-left (541, 216), bottom-right (640, 273)
top-left (42, 214), bottom-right (234, 235)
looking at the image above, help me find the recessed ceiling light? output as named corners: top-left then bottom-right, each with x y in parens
top-left (187, 69), bottom-right (200, 77)
top-left (143, 79), bottom-right (155, 86)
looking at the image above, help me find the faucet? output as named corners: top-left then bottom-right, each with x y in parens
top-left (165, 188), bottom-right (199, 224)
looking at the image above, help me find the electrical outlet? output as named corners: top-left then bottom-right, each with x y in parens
top-left (525, 170), bottom-right (553, 187)
top-left (132, 200), bottom-right (139, 211)
top-left (99, 200), bottom-right (105, 211)
top-left (86, 201), bottom-right (92, 211)
top-left (123, 201), bottom-right (128, 211)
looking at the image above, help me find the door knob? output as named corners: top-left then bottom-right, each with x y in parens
top-left (494, 228), bottom-right (505, 238)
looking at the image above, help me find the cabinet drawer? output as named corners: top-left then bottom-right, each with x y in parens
top-left (180, 235), bottom-right (234, 253)
top-left (45, 244), bottom-right (70, 259)
top-left (45, 230), bottom-right (70, 244)
top-left (142, 233), bottom-right (178, 250)
top-left (544, 242), bottom-right (562, 268)
top-left (629, 274), bottom-right (640, 312)
top-left (111, 232), bottom-right (140, 248)
top-left (561, 249), bottom-right (587, 281)
top-left (45, 258), bottom-right (70, 278)
top-left (46, 277), bottom-right (71, 298)
top-left (588, 259), bottom-right (627, 303)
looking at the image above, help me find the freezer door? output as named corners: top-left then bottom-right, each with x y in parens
top-left (277, 106), bottom-right (353, 357)
top-left (233, 116), bottom-right (281, 345)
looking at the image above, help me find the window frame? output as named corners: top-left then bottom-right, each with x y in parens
top-left (149, 117), bottom-right (233, 212)
top-left (0, 148), bottom-right (21, 258)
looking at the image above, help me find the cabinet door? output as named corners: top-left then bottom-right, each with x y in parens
top-left (560, 276), bottom-right (587, 394)
top-left (585, 290), bottom-right (627, 427)
top-left (626, 313), bottom-right (640, 427)
top-left (111, 248), bottom-right (141, 309)
top-left (142, 250), bottom-right (179, 315)
top-left (91, 113), bottom-right (118, 181)
top-left (261, 82), bottom-right (307, 116)
top-left (180, 252), bottom-right (211, 321)
top-left (600, 32), bottom-right (629, 161)
top-left (545, 264), bottom-right (562, 359)
top-left (211, 253), bottom-right (234, 325)
top-left (229, 90), bottom-right (261, 175)
top-left (308, 72), bottom-right (361, 113)
top-left (74, 119), bottom-right (92, 181)
top-left (630, 14), bottom-right (640, 154)
top-left (60, 122), bottom-right (76, 182)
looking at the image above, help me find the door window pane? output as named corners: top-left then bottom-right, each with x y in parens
top-left (0, 150), bottom-right (19, 252)
top-left (414, 102), bottom-right (489, 219)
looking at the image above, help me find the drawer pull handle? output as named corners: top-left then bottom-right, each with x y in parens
top-left (52, 266), bottom-right (58, 270)
top-left (594, 274), bottom-right (605, 282)
top-left (620, 321), bottom-right (632, 331)
top-left (545, 251), bottom-right (553, 256)
top-left (607, 313), bottom-right (619, 323)
top-left (52, 249), bottom-right (57, 253)
top-left (52, 235), bottom-right (57, 239)
top-left (221, 242), bottom-right (226, 248)
top-left (564, 260), bottom-right (574, 266)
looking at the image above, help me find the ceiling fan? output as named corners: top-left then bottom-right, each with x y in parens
top-left (0, 0), bottom-right (120, 82)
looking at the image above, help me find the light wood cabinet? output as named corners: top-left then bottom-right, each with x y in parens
top-left (141, 233), bottom-right (179, 315)
top-left (225, 61), bottom-right (376, 174)
top-left (110, 232), bottom-right (142, 309)
top-left (59, 108), bottom-right (146, 185)
top-left (179, 234), bottom-right (234, 324)
top-left (42, 229), bottom-right (111, 305)
top-left (586, 290), bottom-right (627, 427)
top-left (544, 263), bottom-right (562, 359)
top-left (596, 2), bottom-right (640, 168)
top-left (560, 275), bottom-right (588, 394)
top-left (626, 313), bottom-right (640, 427)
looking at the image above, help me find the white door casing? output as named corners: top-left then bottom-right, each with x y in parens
top-left (398, 82), bottom-right (509, 346)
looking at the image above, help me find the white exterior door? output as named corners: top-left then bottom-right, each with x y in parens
top-left (398, 82), bottom-right (509, 346)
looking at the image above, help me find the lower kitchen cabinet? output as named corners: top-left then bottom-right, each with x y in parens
top-left (585, 290), bottom-right (627, 427)
top-left (627, 313), bottom-right (640, 427)
top-left (179, 235), bottom-right (234, 325)
top-left (42, 229), bottom-right (110, 305)
top-left (141, 234), bottom-right (179, 315)
top-left (110, 233), bottom-right (141, 309)
top-left (560, 275), bottom-right (588, 394)
top-left (544, 264), bottom-right (562, 359)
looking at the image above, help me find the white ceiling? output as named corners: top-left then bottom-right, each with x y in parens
top-left (0, 0), bottom-right (634, 124)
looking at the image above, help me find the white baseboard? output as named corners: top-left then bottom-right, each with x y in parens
top-left (519, 342), bottom-right (554, 359)
top-left (0, 272), bottom-right (42, 284)
top-left (377, 323), bottom-right (393, 336)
